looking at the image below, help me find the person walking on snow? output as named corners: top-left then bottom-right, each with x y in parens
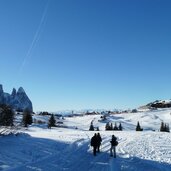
top-left (110, 135), bottom-right (118, 158)
top-left (91, 133), bottom-right (98, 156)
top-left (97, 133), bottom-right (102, 152)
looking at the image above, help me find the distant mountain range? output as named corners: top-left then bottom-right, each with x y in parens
top-left (0, 84), bottom-right (33, 112)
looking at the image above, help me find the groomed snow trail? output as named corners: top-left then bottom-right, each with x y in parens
top-left (1, 130), bottom-right (171, 171)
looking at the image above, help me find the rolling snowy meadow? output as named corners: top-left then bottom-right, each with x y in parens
top-left (1, 108), bottom-right (171, 171)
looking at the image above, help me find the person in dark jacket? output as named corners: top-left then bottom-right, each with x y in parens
top-left (97, 133), bottom-right (102, 152)
top-left (91, 133), bottom-right (98, 156)
top-left (110, 135), bottom-right (118, 158)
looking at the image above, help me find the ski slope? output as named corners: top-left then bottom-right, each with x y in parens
top-left (0, 108), bottom-right (171, 171)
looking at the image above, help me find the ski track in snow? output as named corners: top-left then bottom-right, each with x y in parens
top-left (1, 131), bottom-right (171, 171)
top-left (1, 109), bottom-right (171, 171)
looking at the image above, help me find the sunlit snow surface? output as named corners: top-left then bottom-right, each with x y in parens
top-left (0, 108), bottom-right (171, 171)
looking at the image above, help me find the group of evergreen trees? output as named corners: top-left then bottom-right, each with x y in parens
top-left (104, 121), bottom-right (143, 131)
top-left (105, 122), bottom-right (123, 131)
top-left (89, 118), bottom-right (170, 132)
top-left (0, 104), bottom-right (33, 127)
top-left (0, 105), bottom-right (62, 129)
top-left (160, 121), bottom-right (170, 132)
top-left (0, 104), bottom-right (58, 129)
top-left (135, 121), bottom-right (171, 132)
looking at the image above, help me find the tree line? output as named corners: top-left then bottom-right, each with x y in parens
top-left (89, 120), bottom-right (170, 132)
top-left (0, 104), bottom-right (32, 127)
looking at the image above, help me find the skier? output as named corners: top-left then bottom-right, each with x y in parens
top-left (91, 133), bottom-right (98, 156)
top-left (97, 133), bottom-right (102, 152)
top-left (110, 135), bottom-right (118, 158)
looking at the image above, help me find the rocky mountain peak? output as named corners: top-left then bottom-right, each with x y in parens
top-left (0, 84), bottom-right (33, 112)
top-left (11, 88), bottom-right (17, 97)
top-left (17, 87), bottom-right (25, 94)
top-left (0, 84), bottom-right (4, 94)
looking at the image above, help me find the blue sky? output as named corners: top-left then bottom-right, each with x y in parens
top-left (0, 0), bottom-right (171, 112)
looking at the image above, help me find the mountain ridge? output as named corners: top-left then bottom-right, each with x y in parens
top-left (0, 84), bottom-right (33, 112)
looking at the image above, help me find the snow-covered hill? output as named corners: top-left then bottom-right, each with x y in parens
top-left (140, 99), bottom-right (171, 109)
top-left (0, 108), bottom-right (171, 171)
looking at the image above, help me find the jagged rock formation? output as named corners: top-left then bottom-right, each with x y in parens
top-left (0, 84), bottom-right (33, 112)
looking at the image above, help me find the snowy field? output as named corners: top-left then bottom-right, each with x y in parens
top-left (1, 108), bottom-right (171, 171)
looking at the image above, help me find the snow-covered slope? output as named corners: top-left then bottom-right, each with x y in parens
top-left (140, 99), bottom-right (171, 109)
top-left (1, 108), bottom-right (171, 171)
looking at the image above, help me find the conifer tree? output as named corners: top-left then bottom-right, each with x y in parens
top-left (105, 122), bottom-right (110, 130)
top-left (89, 122), bottom-right (94, 131)
top-left (164, 123), bottom-right (167, 132)
top-left (113, 122), bottom-right (118, 130)
top-left (118, 122), bottom-right (123, 131)
top-left (136, 121), bottom-right (143, 131)
top-left (160, 121), bottom-right (165, 132)
top-left (0, 104), bottom-right (14, 126)
top-left (166, 124), bottom-right (170, 132)
top-left (48, 114), bottom-right (56, 128)
top-left (22, 109), bottom-right (33, 127)
top-left (110, 123), bottom-right (113, 130)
